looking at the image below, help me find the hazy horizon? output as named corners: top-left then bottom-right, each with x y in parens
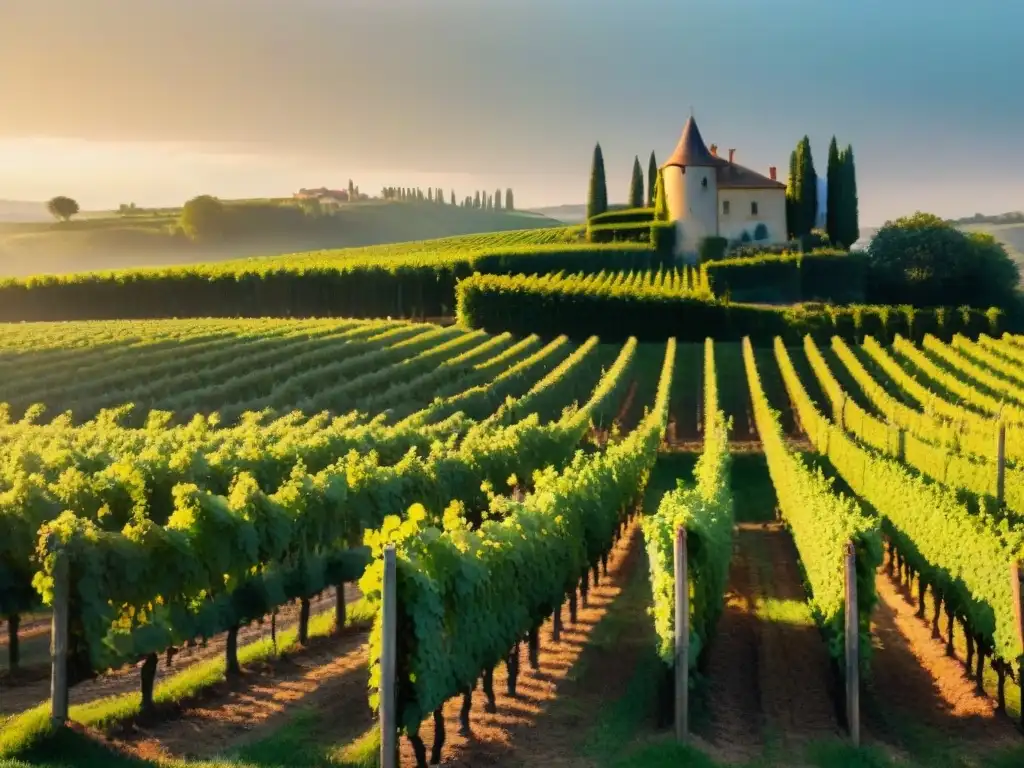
top-left (2, 0), bottom-right (1022, 226)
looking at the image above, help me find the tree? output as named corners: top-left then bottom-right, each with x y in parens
top-left (179, 195), bottom-right (227, 240)
top-left (47, 196), bottom-right (79, 222)
top-left (428, 188), bottom-right (434, 203)
top-left (647, 152), bottom-right (658, 207)
top-left (506, 188), bottom-right (514, 210)
top-left (474, 191), bottom-right (481, 209)
top-left (628, 156), bottom-right (644, 209)
top-left (451, 190), bottom-right (456, 206)
top-left (786, 137), bottom-right (818, 239)
top-left (838, 145), bottom-right (860, 248)
top-left (587, 142), bottom-right (608, 220)
top-left (348, 179), bottom-right (355, 199)
top-left (825, 136), bottom-right (842, 245)
top-left (653, 170), bottom-right (668, 221)
top-left (495, 189), bottom-right (503, 209)
top-left (864, 212), bottom-right (1018, 307)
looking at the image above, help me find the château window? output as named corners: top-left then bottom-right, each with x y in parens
top-left (701, 176), bottom-right (708, 188)
top-left (751, 201), bottom-right (759, 215)
top-left (722, 200), bottom-right (730, 215)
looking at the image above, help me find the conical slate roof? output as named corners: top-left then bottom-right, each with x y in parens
top-left (662, 116), bottom-right (718, 168)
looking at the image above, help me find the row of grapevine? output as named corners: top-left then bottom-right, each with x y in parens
top-left (804, 337), bottom-right (1024, 511)
top-left (892, 335), bottom-right (1024, 422)
top-left (360, 340), bottom-right (675, 765)
top-left (954, 335), bottom-right (1024, 389)
top-left (774, 338), bottom-right (1024, 679)
top-left (745, 338), bottom-right (882, 670)
top-left (923, 335), bottom-right (1024, 409)
top-left (858, 336), bottom-right (1024, 462)
top-left (643, 339), bottom-right (733, 670)
top-left (25, 337), bottom-right (642, 682)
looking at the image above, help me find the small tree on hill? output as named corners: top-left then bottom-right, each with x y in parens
top-left (47, 196), bottom-right (79, 222)
top-left (654, 170), bottom-right (668, 221)
top-left (628, 155), bottom-right (644, 209)
top-left (505, 188), bottom-right (514, 210)
top-left (179, 195), bottom-right (227, 240)
top-left (647, 152), bottom-right (658, 207)
top-left (587, 142), bottom-right (608, 220)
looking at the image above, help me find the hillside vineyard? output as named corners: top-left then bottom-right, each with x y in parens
top-left (2, 316), bottom-right (1024, 765)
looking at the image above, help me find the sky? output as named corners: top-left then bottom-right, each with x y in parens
top-left (0, 0), bottom-right (1021, 225)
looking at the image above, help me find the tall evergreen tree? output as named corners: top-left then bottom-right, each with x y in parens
top-left (451, 190), bottom-right (456, 206)
top-left (799, 136), bottom-right (818, 236)
top-left (653, 170), bottom-right (668, 220)
top-left (506, 188), bottom-right (514, 210)
top-left (839, 146), bottom-right (860, 248)
top-left (628, 155), bottom-right (644, 209)
top-left (786, 138), bottom-right (818, 238)
top-left (495, 189), bottom-right (503, 209)
top-left (647, 152), bottom-right (658, 207)
top-left (785, 149), bottom-right (799, 238)
top-left (587, 143), bottom-right (608, 220)
top-left (474, 190), bottom-right (481, 209)
top-left (825, 136), bottom-right (842, 244)
top-left (428, 188), bottom-right (434, 202)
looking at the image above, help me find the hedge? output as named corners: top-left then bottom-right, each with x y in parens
top-left (455, 272), bottom-right (1003, 345)
top-left (587, 207), bottom-right (655, 226)
top-left (587, 222), bottom-right (651, 244)
top-left (703, 249), bottom-right (865, 304)
top-left (0, 244), bottom-right (670, 322)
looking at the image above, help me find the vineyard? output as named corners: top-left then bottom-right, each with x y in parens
top-left (2, 317), bottom-right (1024, 767)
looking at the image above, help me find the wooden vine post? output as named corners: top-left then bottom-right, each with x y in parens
top-left (674, 526), bottom-right (689, 743)
top-left (996, 421), bottom-right (1006, 506)
top-left (380, 546), bottom-right (398, 768)
top-left (844, 541), bottom-right (860, 746)
top-left (1012, 561), bottom-right (1024, 729)
top-left (50, 550), bottom-right (70, 728)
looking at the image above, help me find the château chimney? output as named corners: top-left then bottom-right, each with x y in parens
top-left (709, 144), bottom-right (718, 157)
top-left (728, 149), bottom-right (736, 164)
top-left (769, 166), bottom-right (777, 181)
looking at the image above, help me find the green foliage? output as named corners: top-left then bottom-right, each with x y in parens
top-left (774, 339), bottom-right (1024, 668)
top-left (650, 222), bottom-right (676, 256)
top-left (786, 137), bottom-right (818, 238)
top-left (47, 196), bottom-right (80, 222)
top-left (698, 236), bottom-right (728, 263)
top-left (179, 195), bottom-right (229, 240)
top-left (587, 143), bottom-right (609, 220)
top-left (647, 152), bottom-right (658, 208)
top-left (361, 340), bottom-right (674, 733)
top-left (589, 208), bottom-right (655, 226)
top-left (703, 249), bottom-right (865, 304)
top-left (753, 222), bottom-right (769, 241)
top-left (746, 338), bottom-right (881, 667)
top-left (826, 137), bottom-right (842, 245)
top-left (644, 339), bottom-right (733, 667)
top-left (0, 232), bottom-right (637, 322)
top-left (806, 335), bottom-right (1024, 511)
top-left (456, 270), bottom-right (1002, 344)
top-left (629, 155), bottom-right (645, 209)
top-left (866, 211), bottom-right (1020, 308)
top-left (654, 170), bottom-right (668, 221)
top-left (838, 145), bottom-right (860, 247)
top-left (587, 222), bottom-right (651, 244)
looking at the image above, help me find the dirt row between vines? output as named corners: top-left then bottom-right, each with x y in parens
top-left (0, 584), bottom-right (362, 718)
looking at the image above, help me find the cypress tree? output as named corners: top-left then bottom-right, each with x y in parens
top-left (799, 136), bottom-right (818, 237)
top-left (825, 136), bottom-right (842, 244)
top-left (587, 143), bottom-right (608, 220)
top-left (451, 190), bottom-right (456, 206)
top-left (785, 148), bottom-right (799, 238)
top-left (628, 155), bottom-right (644, 209)
top-left (647, 152), bottom-right (658, 207)
top-left (839, 145), bottom-right (860, 248)
top-left (428, 188), bottom-right (434, 202)
top-left (654, 170), bottom-right (668, 221)
top-left (495, 189), bottom-right (503, 209)
top-left (474, 191), bottom-right (481, 208)
top-left (506, 188), bottom-right (514, 210)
